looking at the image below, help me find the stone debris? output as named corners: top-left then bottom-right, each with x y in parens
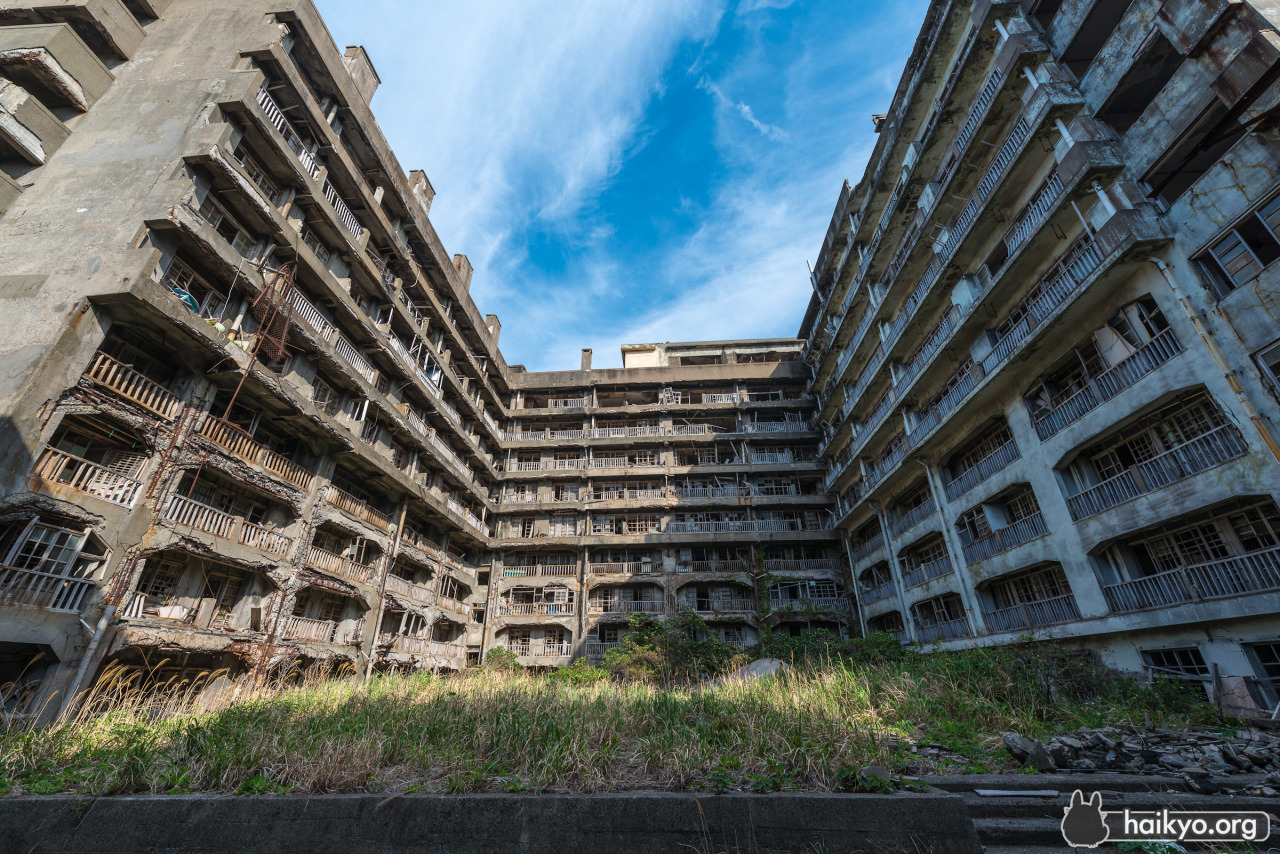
top-left (1002, 726), bottom-right (1280, 793)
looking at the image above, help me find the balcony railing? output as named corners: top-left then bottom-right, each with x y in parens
top-left (961, 512), bottom-right (1048, 564)
top-left (703, 393), bottom-right (741, 404)
top-left (324, 485), bottom-right (393, 531)
top-left (744, 421), bottom-right (810, 433)
top-left (1102, 545), bottom-right (1280, 613)
top-left (381, 633), bottom-right (464, 658)
top-left (323, 180), bottom-right (363, 237)
top-left (305, 544), bottom-right (376, 585)
top-left (762, 558), bottom-right (839, 572)
top-left (686, 598), bottom-right (757, 614)
top-left (333, 334), bottom-right (378, 386)
top-left (914, 617), bottom-right (971, 642)
top-left (588, 599), bottom-right (666, 614)
top-left (503, 564), bottom-right (577, 578)
top-left (769, 596), bottom-right (846, 611)
top-left (287, 287), bottom-right (336, 341)
top-left (0, 564), bottom-right (94, 613)
top-left (585, 641), bottom-right (620, 660)
top-left (84, 352), bottom-right (182, 419)
top-left (281, 615), bottom-right (336, 643)
top-left (850, 533), bottom-right (886, 564)
top-left (255, 86), bottom-right (321, 179)
top-left (890, 498), bottom-right (937, 538)
top-left (862, 581), bottom-right (897, 604)
top-left (1032, 328), bottom-right (1184, 440)
top-left (496, 602), bottom-right (576, 616)
top-left (943, 437), bottom-right (1021, 502)
top-left (198, 417), bottom-right (313, 490)
top-left (164, 492), bottom-right (235, 538)
top-left (507, 642), bottom-right (572, 658)
top-left (1066, 425), bottom-right (1248, 521)
top-left (588, 561), bottom-right (654, 574)
top-left (548, 398), bottom-right (587, 409)
top-left (676, 560), bottom-right (749, 573)
top-left (983, 593), bottom-right (1081, 633)
top-left (901, 556), bottom-right (952, 589)
top-left (383, 573), bottom-right (432, 603)
top-left (31, 447), bottom-right (142, 508)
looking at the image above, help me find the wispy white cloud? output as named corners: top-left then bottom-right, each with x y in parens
top-left (696, 76), bottom-right (789, 141)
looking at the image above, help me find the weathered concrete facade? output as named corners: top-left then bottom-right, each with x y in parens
top-left (802, 0), bottom-right (1280, 712)
top-left (0, 0), bottom-right (843, 715)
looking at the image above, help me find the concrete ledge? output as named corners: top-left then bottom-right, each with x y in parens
top-left (0, 792), bottom-right (982, 854)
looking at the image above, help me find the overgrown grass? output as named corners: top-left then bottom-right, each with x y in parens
top-left (0, 644), bottom-right (1227, 797)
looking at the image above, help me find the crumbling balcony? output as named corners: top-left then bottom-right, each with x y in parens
top-left (83, 350), bottom-right (182, 419)
top-left (961, 511), bottom-right (1048, 565)
top-left (303, 543), bottom-right (375, 585)
top-left (198, 417), bottom-right (313, 490)
top-left (164, 493), bottom-right (294, 558)
top-left (323, 485), bottom-right (393, 532)
top-left (0, 564), bottom-right (94, 613)
top-left (913, 617), bottom-right (971, 642)
top-left (281, 615), bottom-right (340, 644)
top-left (31, 446), bottom-right (142, 508)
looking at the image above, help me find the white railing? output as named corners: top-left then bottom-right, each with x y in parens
top-left (32, 447), bottom-right (142, 508)
top-left (585, 641), bottom-right (620, 660)
top-left (508, 642), bottom-right (573, 658)
top-left (198, 418), bottom-right (314, 490)
top-left (333, 334), bottom-right (378, 385)
top-left (84, 352), bottom-right (182, 419)
top-left (323, 180), bottom-right (363, 237)
top-left (496, 602), bottom-right (576, 616)
top-left (548, 398), bottom-right (587, 409)
top-left (0, 564), bottom-right (94, 613)
top-left (850, 533), bottom-right (886, 564)
top-left (676, 560), bottom-right (749, 573)
top-left (983, 593), bottom-right (1081, 633)
top-left (744, 421), bottom-right (810, 433)
top-left (1066, 425), bottom-right (1248, 521)
top-left (287, 288), bottom-right (336, 341)
top-left (702, 393), bottom-right (740, 404)
top-left (383, 573), bottom-right (432, 603)
top-left (255, 86), bottom-right (320, 179)
top-left (304, 544), bottom-right (376, 585)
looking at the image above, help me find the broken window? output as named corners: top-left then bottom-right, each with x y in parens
top-left (1196, 194), bottom-right (1280, 296)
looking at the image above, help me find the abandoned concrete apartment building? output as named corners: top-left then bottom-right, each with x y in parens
top-left (0, 0), bottom-right (1278, 716)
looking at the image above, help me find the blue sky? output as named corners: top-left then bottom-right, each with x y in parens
top-left (313, 0), bottom-right (927, 370)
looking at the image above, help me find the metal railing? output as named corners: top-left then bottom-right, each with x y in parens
top-left (913, 617), bottom-right (971, 642)
top-left (503, 564), bottom-right (576, 578)
top-left (862, 581), bottom-right (897, 604)
top-left (1103, 545), bottom-right (1280, 612)
top-left (983, 593), bottom-right (1081, 633)
top-left (703, 393), bottom-right (741, 404)
top-left (685, 598), bottom-right (757, 613)
top-left (333, 334), bottom-right (378, 386)
top-left (762, 558), bottom-right (839, 572)
top-left (890, 498), bottom-right (937, 538)
top-left (287, 287), bottom-right (336, 341)
top-left (901, 556), bottom-right (952, 589)
top-left (548, 398), bottom-right (587, 409)
top-left (508, 642), bottom-right (573, 658)
top-left (84, 352), bottom-right (182, 419)
top-left (850, 533), bottom-right (886, 564)
top-left (255, 86), bottom-right (320, 178)
top-left (585, 641), bottom-right (620, 660)
top-left (961, 512), bottom-right (1048, 564)
top-left (943, 437), bottom-right (1020, 502)
top-left (31, 447), bottom-right (142, 508)
top-left (1032, 328), bottom-right (1183, 440)
top-left (0, 564), bottom-right (94, 613)
top-left (1066, 425), bottom-right (1248, 521)
top-left (383, 573), bottom-right (432, 603)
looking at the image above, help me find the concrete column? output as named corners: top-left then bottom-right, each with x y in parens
top-left (917, 459), bottom-right (988, 637)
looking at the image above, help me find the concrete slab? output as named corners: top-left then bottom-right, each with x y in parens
top-left (0, 791), bottom-right (982, 854)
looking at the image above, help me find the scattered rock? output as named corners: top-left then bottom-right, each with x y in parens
top-left (737, 658), bottom-right (788, 680)
top-left (1185, 776), bottom-right (1221, 795)
top-left (1002, 732), bottom-right (1036, 762)
top-left (1026, 741), bottom-right (1056, 773)
top-left (858, 766), bottom-right (891, 787)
